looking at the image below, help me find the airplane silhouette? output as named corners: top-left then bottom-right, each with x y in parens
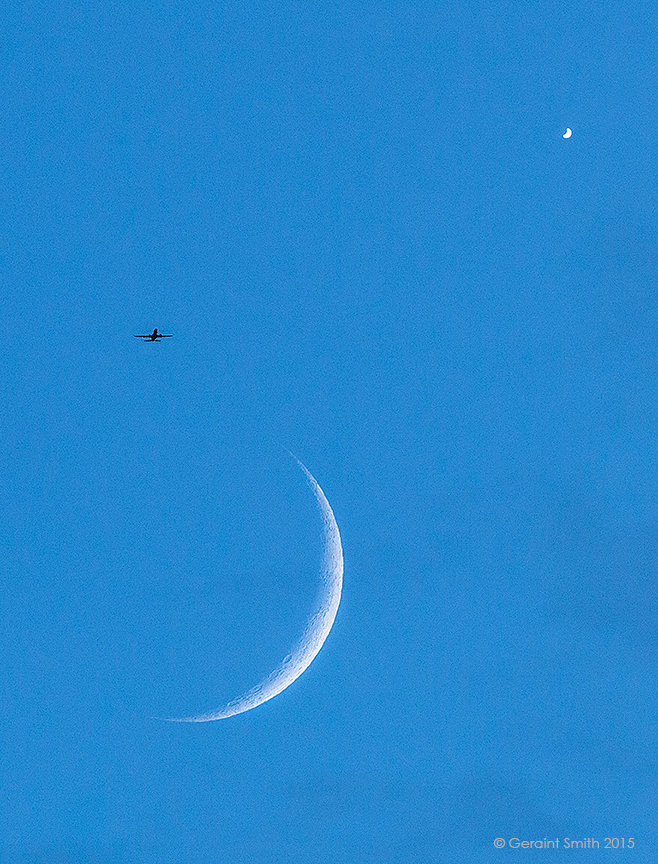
top-left (134, 329), bottom-right (173, 341)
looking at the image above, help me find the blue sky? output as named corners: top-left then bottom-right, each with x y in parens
top-left (1, 0), bottom-right (657, 860)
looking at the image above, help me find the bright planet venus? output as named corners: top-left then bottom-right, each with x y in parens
top-left (167, 456), bottom-right (344, 722)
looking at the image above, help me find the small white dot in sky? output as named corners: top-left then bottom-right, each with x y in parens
top-left (563, 128), bottom-right (572, 138)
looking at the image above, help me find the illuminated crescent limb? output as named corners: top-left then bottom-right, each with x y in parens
top-left (166, 457), bottom-right (343, 722)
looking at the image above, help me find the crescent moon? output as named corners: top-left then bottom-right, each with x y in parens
top-left (167, 456), bottom-right (344, 722)
top-left (563, 128), bottom-right (572, 138)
